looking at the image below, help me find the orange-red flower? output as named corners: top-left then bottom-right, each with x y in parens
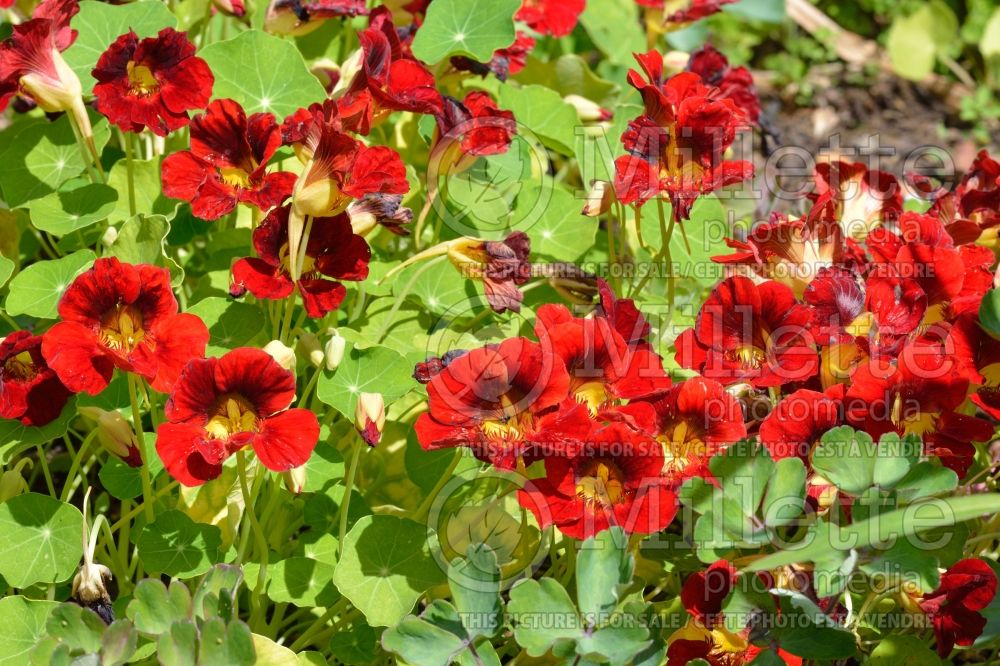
top-left (812, 160), bottom-right (902, 241)
top-left (156, 348), bottom-right (320, 486)
top-left (41, 258), bottom-right (209, 395)
top-left (0, 331), bottom-right (72, 426)
top-left (451, 32), bottom-right (535, 81)
top-left (434, 91), bottom-right (516, 158)
top-left (517, 422), bottom-right (677, 539)
top-left (230, 204), bottom-right (370, 318)
top-left (687, 45), bottom-right (759, 126)
top-left (916, 559), bottom-right (998, 657)
top-left (93, 28), bottom-right (213, 136)
top-left (516, 0), bottom-right (585, 37)
top-left (0, 0), bottom-right (81, 113)
top-left (758, 388), bottom-right (842, 462)
top-left (414, 338), bottom-right (591, 469)
top-left (161, 99), bottom-right (296, 220)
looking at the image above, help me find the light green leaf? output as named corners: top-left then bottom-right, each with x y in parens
top-left (332, 515), bottom-right (446, 627)
top-left (0, 493), bottom-right (83, 588)
top-left (507, 578), bottom-right (580, 657)
top-left (63, 1), bottom-right (178, 87)
top-left (411, 0), bottom-right (520, 63)
top-left (99, 457), bottom-right (144, 501)
top-left (518, 186), bottom-right (597, 262)
top-left (185, 297), bottom-right (266, 356)
top-left (198, 618), bottom-right (255, 665)
top-left (316, 344), bottom-right (414, 418)
top-left (4, 250), bottom-right (95, 319)
top-left (107, 158), bottom-right (178, 223)
top-left (498, 84), bottom-right (579, 155)
top-left (381, 615), bottom-right (466, 665)
top-left (0, 596), bottom-right (59, 665)
top-left (980, 288), bottom-right (1000, 337)
top-left (27, 181), bottom-right (117, 236)
top-left (137, 510), bottom-right (222, 578)
top-left (763, 457), bottom-right (806, 527)
top-left (449, 543), bottom-right (502, 640)
top-left (887, 2), bottom-right (958, 80)
top-left (982, 8), bottom-right (1000, 58)
top-left (200, 30), bottom-right (327, 117)
top-left (576, 528), bottom-right (632, 621)
top-left (0, 396), bottom-right (78, 466)
top-left (266, 557), bottom-right (338, 608)
top-left (811, 426), bottom-right (876, 496)
top-left (127, 579), bottom-right (193, 635)
top-left (579, 0), bottom-right (644, 67)
top-left (866, 634), bottom-right (941, 666)
top-left (0, 256), bottom-right (13, 289)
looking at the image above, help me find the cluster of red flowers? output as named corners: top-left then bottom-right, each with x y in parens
top-left (415, 280), bottom-right (748, 538)
top-left (690, 152), bottom-right (1000, 479)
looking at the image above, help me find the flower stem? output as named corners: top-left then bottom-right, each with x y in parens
top-left (124, 131), bottom-right (137, 218)
top-left (338, 441), bottom-right (363, 554)
top-left (35, 445), bottom-right (56, 497)
top-left (411, 449), bottom-right (461, 523)
top-left (376, 255), bottom-right (446, 343)
top-left (237, 450), bottom-right (269, 596)
top-left (127, 373), bottom-right (155, 523)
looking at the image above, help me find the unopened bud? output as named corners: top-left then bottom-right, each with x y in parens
top-left (563, 94), bottom-right (612, 122)
top-left (354, 392), bottom-right (385, 446)
top-left (664, 50), bottom-right (691, 74)
top-left (297, 332), bottom-right (324, 368)
top-left (263, 340), bottom-right (296, 371)
top-left (0, 459), bottom-right (31, 502)
top-left (581, 180), bottom-right (613, 217)
top-left (281, 464), bottom-right (307, 494)
top-left (79, 406), bottom-right (141, 467)
top-left (324, 330), bottom-right (346, 371)
top-left (101, 226), bottom-right (119, 247)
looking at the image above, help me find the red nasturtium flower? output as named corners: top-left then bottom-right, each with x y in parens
top-left (758, 388), bottom-right (842, 462)
top-left (0, 331), bottom-right (72, 426)
top-left (41, 258), bottom-right (209, 395)
top-left (906, 559), bottom-right (999, 657)
top-left (433, 91), bottom-right (516, 166)
top-left (93, 27), bottom-right (213, 136)
top-left (687, 45), bottom-right (760, 126)
top-left (156, 348), bottom-right (320, 486)
top-left (636, 0), bottom-right (736, 24)
top-left (230, 204), bottom-right (371, 318)
top-left (336, 7), bottom-right (442, 135)
top-left (264, 0), bottom-right (368, 36)
top-left (415, 338), bottom-right (591, 469)
top-left (812, 160), bottom-right (902, 241)
top-left (446, 231), bottom-right (532, 314)
top-left (451, 32), bottom-right (536, 81)
top-left (516, 0), bottom-right (585, 37)
top-left (615, 52), bottom-right (753, 220)
top-left (518, 422), bottom-right (678, 539)
top-left (161, 99), bottom-right (296, 220)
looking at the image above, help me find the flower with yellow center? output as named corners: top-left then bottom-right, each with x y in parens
top-left (658, 420), bottom-right (710, 475)
top-left (99, 304), bottom-right (146, 352)
top-left (575, 459), bottom-right (627, 507)
top-left (205, 394), bottom-right (259, 440)
top-left (3, 350), bottom-right (37, 381)
top-left (126, 61), bottom-right (159, 97)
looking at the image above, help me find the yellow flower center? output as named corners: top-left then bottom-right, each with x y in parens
top-left (126, 62), bottom-right (159, 97)
top-left (728, 345), bottom-right (766, 369)
top-left (100, 304), bottom-right (146, 352)
top-left (220, 167), bottom-right (252, 189)
top-left (205, 394), bottom-right (259, 439)
top-left (3, 350), bottom-right (37, 381)
top-left (574, 380), bottom-right (611, 415)
top-left (575, 460), bottom-right (627, 506)
top-left (890, 393), bottom-right (938, 436)
top-left (659, 420), bottom-right (708, 475)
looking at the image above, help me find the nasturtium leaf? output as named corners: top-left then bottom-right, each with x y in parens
top-left (762, 457), bottom-right (807, 527)
top-left (411, 0), bottom-right (520, 63)
top-left (579, 0), bottom-right (645, 67)
top-left (107, 159), bottom-right (178, 223)
top-left (63, 1), bottom-right (178, 86)
top-left (127, 579), bottom-right (193, 635)
top-left (507, 578), bottom-right (580, 657)
top-left (0, 395), bottom-right (77, 466)
top-left (517, 186), bottom-right (597, 262)
top-left (198, 618), bottom-right (256, 665)
top-left (266, 557), bottom-right (338, 608)
top-left (316, 344), bottom-right (414, 418)
top-left (518, 55), bottom-right (619, 108)
top-left (449, 544), bottom-right (502, 640)
top-left (867, 634), bottom-right (942, 665)
top-left (982, 8), bottom-right (1000, 58)
top-left (99, 457), bottom-right (144, 500)
top-left (332, 515), bottom-right (446, 627)
top-left (157, 620), bottom-right (197, 665)
top-left (498, 84), bottom-right (578, 155)
top-left (108, 215), bottom-right (179, 277)
top-left (137, 510), bottom-right (222, 578)
top-left (251, 634), bottom-right (298, 666)
top-left (576, 528), bottom-right (632, 621)
top-left (887, 1), bottom-right (958, 81)
top-left (27, 181), bottom-right (117, 236)
top-left (0, 493), bottom-right (84, 588)
top-left (4, 249), bottom-right (95, 319)
top-left (185, 297), bottom-right (267, 356)
top-left (381, 613), bottom-right (466, 666)
top-left (0, 114), bottom-right (110, 208)
top-left (398, 259), bottom-right (481, 317)
top-left (0, 596), bottom-right (59, 665)
top-left (980, 288), bottom-right (1000, 337)
top-left (200, 30), bottom-right (327, 117)
top-left (45, 603), bottom-right (106, 655)
top-left (327, 620), bottom-right (378, 665)
top-left (0, 256), bottom-right (13, 289)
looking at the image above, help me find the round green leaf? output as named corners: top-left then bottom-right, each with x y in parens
top-left (266, 557), bottom-right (338, 608)
top-left (137, 510), bottom-right (222, 578)
top-left (63, 0), bottom-right (178, 87)
top-left (498, 84), bottom-right (578, 155)
top-left (4, 250), bottom-right (95, 319)
top-left (0, 596), bottom-right (60, 664)
top-left (199, 30), bottom-right (327, 117)
top-left (411, 0), bottom-right (520, 63)
top-left (99, 457), bottom-right (144, 500)
top-left (0, 395), bottom-right (78, 466)
top-left (0, 256), bottom-right (13, 290)
top-left (980, 288), bottom-right (1000, 338)
top-left (316, 344), bottom-right (414, 418)
top-left (107, 158), bottom-right (178, 223)
top-left (186, 297), bottom-right (267, 357)
top-left (0, 493), bottom-right (84, 588)
top-left (332, 515), bottom-right (446, 627)
top-left (27, 181), bottom-right (116, 236)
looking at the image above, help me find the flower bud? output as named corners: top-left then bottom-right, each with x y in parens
top-left (72, 562), bottom-right (114, 617)
top-left (0, 459), bottom-right (31, 502)
top-left (331, 48), bottom-right (364, 99)
top-left (324, 330), bottom-right (346, 371)
top-left (355, 392), bottom-right (385, 446)
top-left (263, 340), bottom-right (296, 371)
top-left (563, 94), bottom-right (612, 123)
top-left (79, 406), bottom-right (141, 467)
top-left (581, 180), bottom-right (613, 217)
top-left (101, 226), bottom-right (119, 247)
top-left (20, 49), bottom-right (83, 115)
top-left (281, 464), bottom-right (308, 494)
top-left (297, 332), bottom-right (324, 368)
top-left (211, 0), bottom-right (246, 17)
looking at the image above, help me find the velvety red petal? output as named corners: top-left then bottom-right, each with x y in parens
top-left (148, 312), bottom-right (210, 393)
top-left (252, 408), bottom-right (320, 471)
top-left (41, 321), bottom-right (115, 395)
top-left (155, 421), bottom-right (223, 487)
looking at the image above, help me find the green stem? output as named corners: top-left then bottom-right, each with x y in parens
top-left (288, 597), bottom-right (350, 652)
top-left (127, 373), bottom-right (155, 523)
top-left (124, 132), bottom-right (137, 218)
top-left (0, 311), bottom-right (19, 331)
top-left (375, 255), bottom-right (446, 343)
top-left (35, 445), bottom-right (56, 497)
top-left (411, 449), bottom-right (461, 523)
top-left (237, 451), bottom-right (269, 596)
top-left (297, 368), bottom-right (321, 409)
top-left (60, 431), bottom-right (97, 502)
top-left (339, 442), bottom-right (363, 553)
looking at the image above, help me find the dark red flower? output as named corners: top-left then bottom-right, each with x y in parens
top-left (231, 204), bottom-right (370, 318)
top-left (682, 559), bottom-right (737, 626)
top-left (687, 45), bottom-right (760, 125)
top-left (451, 32), bottom-right (535, 81)
top-left (337, 7), bottom-right (442, 135)
top-left (42, 258), bottom-right (209, 395)
top-left (156, 347), bottom-right (320, 486)
top-left (516, 0), bottom-right (585, 37)
top-left (414, 338), bottom-right (591, 469)
top-left (812, 160), bottom-right (902, 241)
top-left (615, 56), bottom-right (752, 219)
top-left (595, 277), bottom-right (652, 351)
top-left (918, 559), bottom-right (998, 657)
top-left (517, 422), bottom-right (677, 539)
top-left (675, 277), bottom-right (817, 387)
top-left (803, 266), bottom-right (865, 344)
top-left (644, 376), bottom-right (747, 479)
top-left (759, 389), bottom-right (841, 462)
top-left (434, 91), bottom-right (516, 159)
top-left (161, 99), bottom-right (296, 220)
top-left (447, 232), bottom-right (531, 314)
top-left (264, 0), bottom-right (367, 36)
top-left (0, 331), bottom-right (72, 426)
top-left (93, 28), bottom-right (213, 136)
top-left (639, 0), bottom-right (736, 24)
top-left (0, 0), bottom-right (81, 113)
